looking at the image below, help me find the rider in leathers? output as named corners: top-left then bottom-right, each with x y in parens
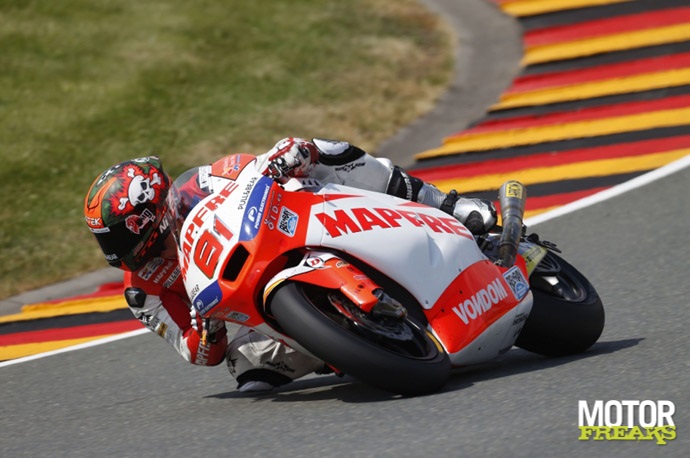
top-left (84, 138), bottom-right (497, 392)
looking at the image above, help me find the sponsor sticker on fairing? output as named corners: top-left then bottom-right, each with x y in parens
top-left (315, 207), bottom-right (473, 240)
top-left (240, 176), bottom-right (272, 241)
top-left (278, 207), bottom-right (298, 236)
top-left (451, 277), bottom-right (508, 325)
top-left (503, 266), bottom-right (529, 300)
top-left (197, 165), bottom-right (212, 191)
top-left (226, 311), bottom-right (250, 323)
top-left (194, 281), bottom-right (223, 315)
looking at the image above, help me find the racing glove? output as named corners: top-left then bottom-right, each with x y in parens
top-left (259, 137), bottom-right (320, 182)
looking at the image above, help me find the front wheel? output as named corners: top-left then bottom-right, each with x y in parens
top-left (515, 251), bottom-right (604, 356)
top-left (269, 282), bottom-right (450, 396)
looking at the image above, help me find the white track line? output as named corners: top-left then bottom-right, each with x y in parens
top-left (3, 153), bottom-right (690, 368)
top-left (525, 154), bottom-right (690, 227)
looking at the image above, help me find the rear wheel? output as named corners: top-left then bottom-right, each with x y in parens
top-left (516, 251), bottom-right (604, 356)
top-left (269, 282), bottom-right (450, 396)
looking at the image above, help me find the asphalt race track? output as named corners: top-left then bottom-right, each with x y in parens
top-left (2, 1), bottom-right (690, 456)
top-left (2, 169), bottom-right (688, 457)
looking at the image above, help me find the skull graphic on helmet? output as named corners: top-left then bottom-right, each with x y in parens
top-left (119, 167), bottom-right (163, 210)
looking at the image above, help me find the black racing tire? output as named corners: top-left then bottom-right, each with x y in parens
top-left (515, 251), bottom-right (605, 357)
top-left (269, 282), bottom-right (450, 396)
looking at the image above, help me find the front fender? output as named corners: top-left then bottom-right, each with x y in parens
top-left (263, 251), bottom-right (381, 313)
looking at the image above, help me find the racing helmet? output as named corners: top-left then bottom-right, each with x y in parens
top-left (84, 156), bottom-right (175, 271)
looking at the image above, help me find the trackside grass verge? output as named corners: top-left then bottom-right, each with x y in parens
top-left (0, 0), bottom-right (452, 298)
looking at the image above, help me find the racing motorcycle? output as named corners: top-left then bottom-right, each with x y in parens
top-left (178, 154), bottom-right (604, 396)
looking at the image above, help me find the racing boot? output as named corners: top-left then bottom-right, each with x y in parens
top-left (386, 166), bottom-right (497, 235)
top-left (227, 327), bottom-right (324, 392)
top-left (437, 189), bottom-right (497, 235)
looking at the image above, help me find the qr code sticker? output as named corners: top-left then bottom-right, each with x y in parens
top-left (278, 207), bottom-right (298, 237)
top-left (503, 266), bottom-right (529, 300)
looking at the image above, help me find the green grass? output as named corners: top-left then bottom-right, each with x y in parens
top-left (0, 0), bottom-right (452, 298)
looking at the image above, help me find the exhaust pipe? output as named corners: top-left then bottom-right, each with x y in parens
top-left (497, 181), bottom-right (526, 267)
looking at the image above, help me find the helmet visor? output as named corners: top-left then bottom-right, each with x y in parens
top-left (95, 205), bottom-right (171, 271)
top-left (94, 220), bottom-right (155, 271)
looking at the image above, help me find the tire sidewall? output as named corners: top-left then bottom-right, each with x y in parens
top-left (516, 252), bottom-right (605, 356)
top-left (270, 282), bottom-right (450, 395)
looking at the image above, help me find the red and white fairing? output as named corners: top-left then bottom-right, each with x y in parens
top-left (179, 155), bottom-right (533, 368)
